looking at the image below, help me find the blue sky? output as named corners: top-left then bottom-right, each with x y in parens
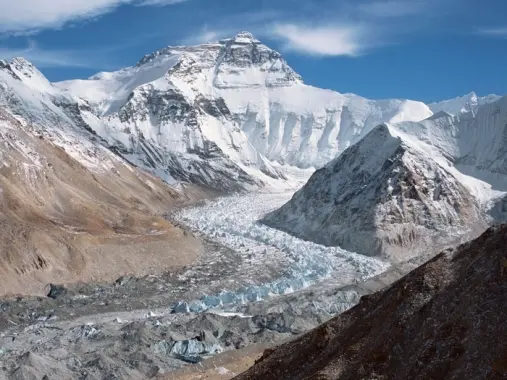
top-left (0, 0), bottom-right (506, 102)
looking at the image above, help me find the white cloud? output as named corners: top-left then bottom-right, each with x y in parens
top-left (272, 24), bottom-right (367, 56)
top-left (0, 41), bottom-right (97, 68)
top-left (477, 27), bottom-right (507, 38)
top-left (180, 26), bottom-right (259, 45)
top-left (181, 29), bottom-right (225, 45)
top-left (357, 0), bottom-right (427, 18)
top-left (196, 31), bottom-right (221, 43)
top-left (0, 0), bottom-right (188, 34)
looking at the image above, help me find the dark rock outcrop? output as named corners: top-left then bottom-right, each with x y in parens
top-left (236, 225), bottom-right (507, 380)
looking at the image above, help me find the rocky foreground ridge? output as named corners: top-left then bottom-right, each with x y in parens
top-left (236, 225), bottom-right (507, 380)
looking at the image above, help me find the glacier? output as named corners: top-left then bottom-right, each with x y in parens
top-left (171, 191), bottom-right (390, 314)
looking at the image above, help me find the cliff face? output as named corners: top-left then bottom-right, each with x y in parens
top-left (236, 225), bottom-right (507, 380)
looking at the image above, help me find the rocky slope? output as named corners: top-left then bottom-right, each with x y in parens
top-left (236, 225), bottom-right (507, 380)
top-left (262, 123), bottom-right (492, 260)
top-left (263, 98), bottom-right (507, 259)
top-left (0, 58), bottom-right (204, 296)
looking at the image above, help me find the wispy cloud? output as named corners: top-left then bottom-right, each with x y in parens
top-left (176, 1), bottom-right (447, 59)
top-left (180, 10), bottom-right (281, 45)
top-left (0, 39), bottom-right (142, 69)
top-left (477, 27), bottom-right (507, 38)
top-left (0, 0), bottom-right (189, 34)
top-left (272, 24), bottom-right (370, 57)
top-left (0, 41), bottom-right (91, 68)
top-left (180, 28), bottom-right (231, 45)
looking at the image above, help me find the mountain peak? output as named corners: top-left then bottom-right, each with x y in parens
top-left (429, 91), bottom-right (500, 115)
top-left (4, 56), bottom-right (54, 93)
top-left (0, 57), bottom-right (36, 73)
top-left (464, 91), bottom-right (478, 102)
top-left (10, 56), bottom-right (33, 67)
top-left (9, 57), bottom-right (43, 77)
top-left (232, 31), bottom-right (259, 43)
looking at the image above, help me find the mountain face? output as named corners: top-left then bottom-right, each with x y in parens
top-left (0, 58), bottom-right (204, 296)
top-left (262, 96), bottom-right (507, 259)
top-left (262, 123), bottom-right (492, 260)
top-left (53, 32), bottom-right (434, 189)
top-left (396, 97), bottom-right (507, 189)
top-left (236, 225), bottom-right (507, 380)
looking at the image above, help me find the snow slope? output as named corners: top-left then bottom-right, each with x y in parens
top-left (428, 91), bottom-right (500, 116)
top-left (395, 96), bottom-right (507, 191)
top-left (0, 58), bottom-right (119, 172)
top-left (1, 56), bottom-right (281, 192)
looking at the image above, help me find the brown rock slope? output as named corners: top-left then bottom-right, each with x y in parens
top-left (0, 109), bottom-right (204, 296)
top-left (236, 225), bottom-right (507, 380)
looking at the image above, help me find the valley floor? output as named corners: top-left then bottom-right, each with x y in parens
top-left (0, 189), bottom-right (394, 380)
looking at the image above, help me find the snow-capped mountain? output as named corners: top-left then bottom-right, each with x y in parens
top-left (428, 91), bottom-right (500, 116)
top-left (262, 124), bottom-right (489, 260)
top-left (263, 97), bottom-right (507, 259)
top-left (54, 32), bottom-right (434, 187)
top-left (1, 32), bottom-right (502, 194)
top-left (0, 57), bottom-right (119, 172)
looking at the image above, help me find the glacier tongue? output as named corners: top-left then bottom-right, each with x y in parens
top-left (172, 191), bottom-right (390, 314)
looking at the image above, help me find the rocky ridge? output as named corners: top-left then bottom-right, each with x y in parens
top-left (0, 58), bottom-right (204, 296)
top-left (236, 225), bottom-right (507, 380)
